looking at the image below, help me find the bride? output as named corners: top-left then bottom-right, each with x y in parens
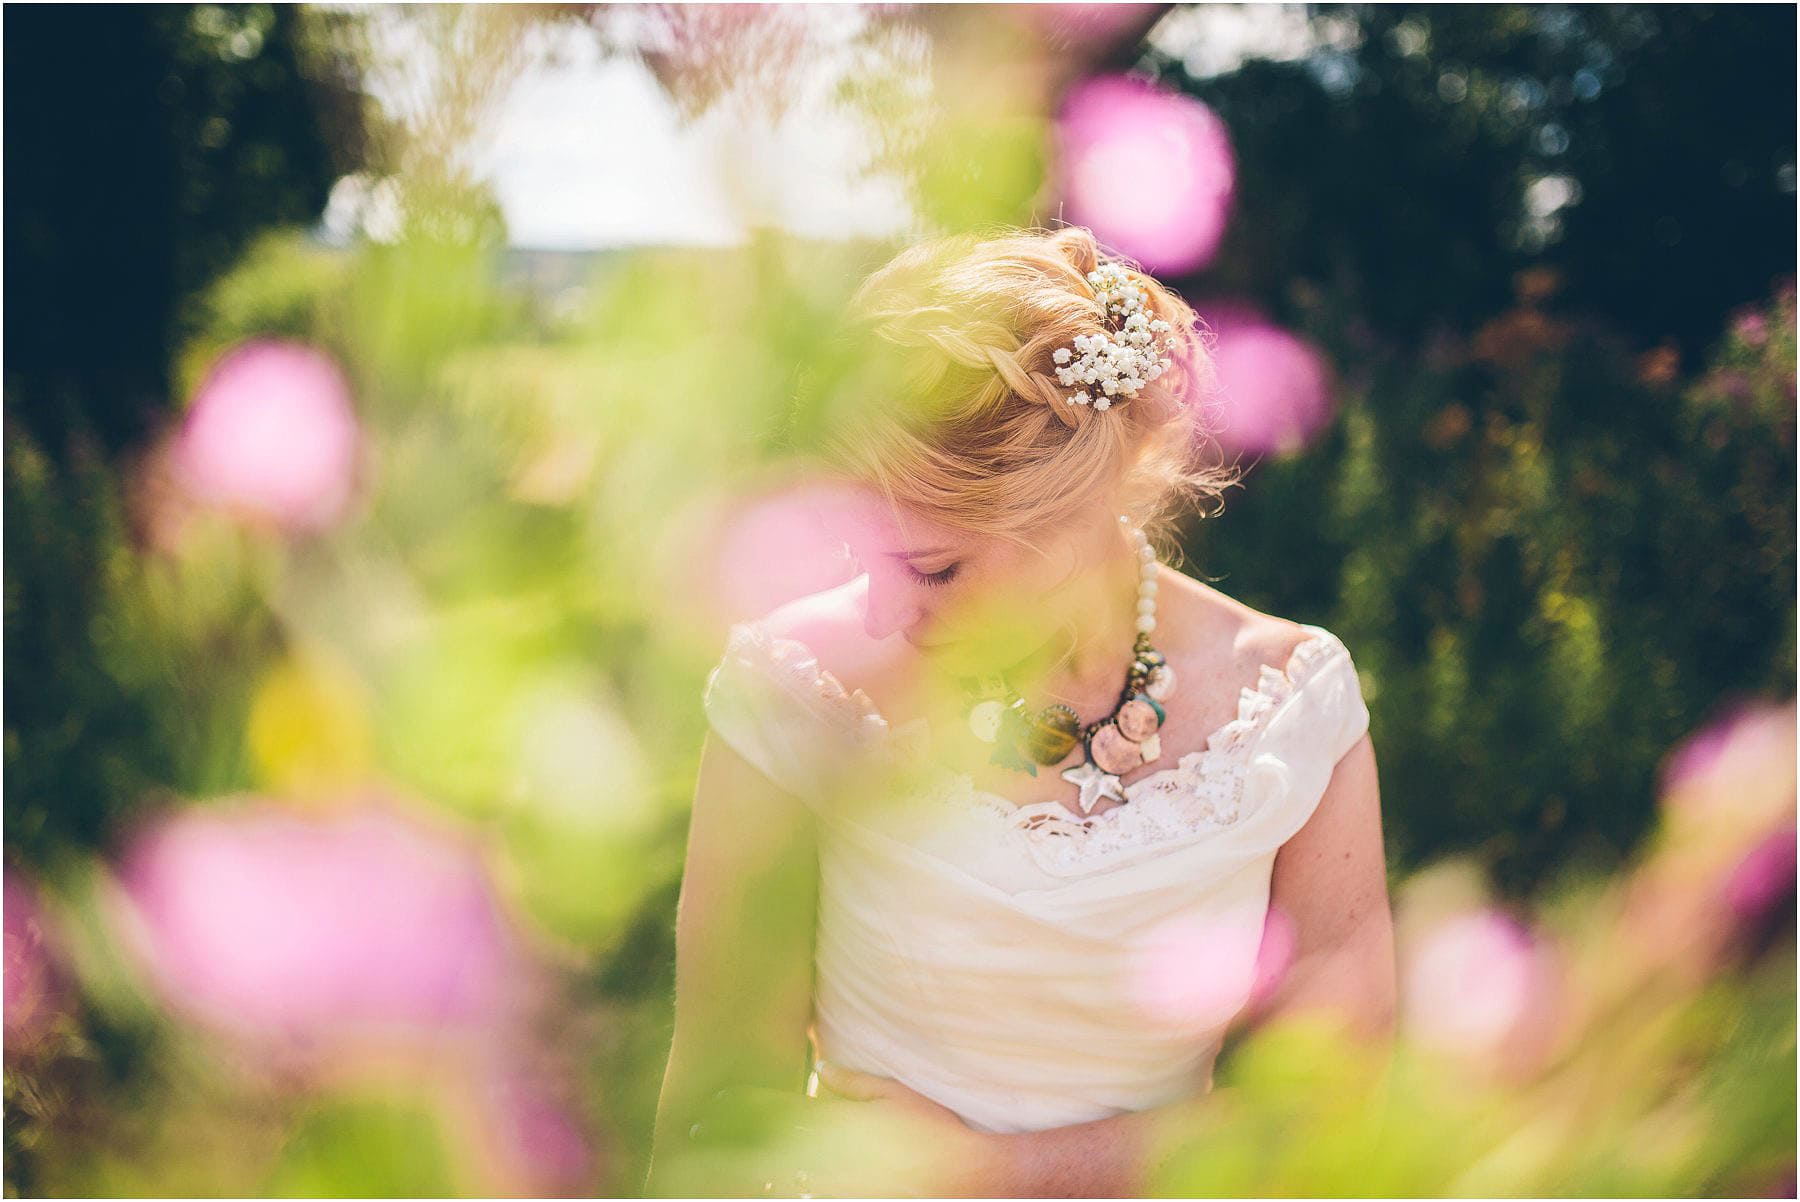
top-left (646, 225), bottom-right (1394, 1197)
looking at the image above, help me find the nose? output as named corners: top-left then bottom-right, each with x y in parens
top-left (861, 569), bottom-right (925, 642)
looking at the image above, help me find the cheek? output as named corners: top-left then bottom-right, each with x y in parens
top-left (955, 558), bottom-right (1075, 637)
top-left (974, 556), bottom-right (1057, 600)
top-left (937, 566), bottom-right (1033, 631)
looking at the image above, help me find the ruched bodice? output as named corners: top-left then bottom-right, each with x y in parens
top-left (701, 610), bottom-right (1372, 1135)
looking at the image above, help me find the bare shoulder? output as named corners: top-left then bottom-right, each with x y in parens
top-left (1152, 566), bottom-right (1316, 681)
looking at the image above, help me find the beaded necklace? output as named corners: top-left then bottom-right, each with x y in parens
top-left (956, 518), bottom-right (1180, 815)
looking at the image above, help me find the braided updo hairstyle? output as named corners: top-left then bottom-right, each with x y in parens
top-left (813, 224), bottom-right (1239, 562)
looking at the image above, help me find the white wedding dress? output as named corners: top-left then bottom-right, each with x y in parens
top-left (700, 589), bottom-right (1371, 1137)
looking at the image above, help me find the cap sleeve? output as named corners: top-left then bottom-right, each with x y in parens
top-left (701, 619), bottom-right (890, 805)
top-left (1318, 637), bottom-right (1371, 767)
top-left (1246, 627), bottom-right (1373, 847)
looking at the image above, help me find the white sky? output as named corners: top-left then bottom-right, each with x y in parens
top-left (346, 4), bottom-right (1323, 251)
top-left (457, 8), bottom-right (915, 250)
top-left (477, 37), bottom-right (749, 249)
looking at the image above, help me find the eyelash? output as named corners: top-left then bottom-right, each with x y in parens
top-left (907, 563), bottom-right (960, 587)
top-left (841, 546), bottom-right (960, 588)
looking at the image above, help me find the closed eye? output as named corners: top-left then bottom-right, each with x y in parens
top-left (907, 562), bottom-right (960, 587)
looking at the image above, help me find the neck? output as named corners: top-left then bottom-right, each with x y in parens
top-left (1007, 518), bottom-right (1146, 704)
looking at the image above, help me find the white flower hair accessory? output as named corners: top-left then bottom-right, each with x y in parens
top-left (1051, 263), bottom-right (1178, 411)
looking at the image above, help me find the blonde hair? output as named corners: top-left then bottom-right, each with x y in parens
top-left (808, 223), bottom-right (1240, 564)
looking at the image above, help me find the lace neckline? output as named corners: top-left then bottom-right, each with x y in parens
top-left (939, 624), bottom-right (1339, 821)
top-left (725, 618), bottom-right (1347, 876)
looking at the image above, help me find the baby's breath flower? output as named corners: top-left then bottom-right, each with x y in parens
top-left (1055, 264), bottom-right (1177, 408)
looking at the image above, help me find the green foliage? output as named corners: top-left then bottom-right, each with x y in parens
top-left (4, 2), bottom-right (359, 462)
top-left (1195, 278), bottom-right (1794, 894)
top-left (3, 5), bottom-right (1792, 1197)
top-left (263, 1092), bottom-right (463, 1198)
top-left (3, 423), bottom-right (285, 862)
top-left (1136, 3), bottom-right (1795, 893)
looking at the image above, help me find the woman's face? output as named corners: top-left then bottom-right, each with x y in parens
top-left (826, 493), bottom-right (1102, 677)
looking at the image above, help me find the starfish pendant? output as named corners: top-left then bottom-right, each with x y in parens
top-left (1060, 759), bottom-right (1126, 815)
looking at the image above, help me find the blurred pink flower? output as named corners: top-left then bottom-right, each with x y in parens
top-left (111, 798), bottom-right (517, 1052)
top-left (478, 1064), bottom-right (598, 1196)
top-left (1193, 303), bottom-right (1337, 457)
top-left (1618, 698), bottom-right (1795, 987)
top-left (4, 871), bottom-right (67, 1051)
top-left (687, 479), bottom-right (863, 624)
top-left (1711, 368), bottom-right (1755, 405)
top-left (171, 339), bottom-right (362, 535)
top-left (1245, 901), bottom-right (1299, 1013)
top-left (1660, 698), bottom-right (1797, 832)
top-left (1126, 900), bottom-right (1266, 1034)
top-left (1401, 908), bottom-right (1549, 1062)
top-left (1662, 702), bottom-right (1745, 792)
top-left (1733, 309), bottom-right (1770, 348)
top-left (1723, 821), bottom-right (1797, 926)
top-left (1056, 74), bottom-right (1237, 277)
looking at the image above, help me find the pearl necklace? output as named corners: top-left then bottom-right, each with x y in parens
top-left (960, 516), bottom-right (1181, 815)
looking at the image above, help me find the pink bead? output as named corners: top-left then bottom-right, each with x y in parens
top-left (1091, 724), bottom-right (1143, 775)
top-left (1117, 698), bottom-right (1159, 741)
